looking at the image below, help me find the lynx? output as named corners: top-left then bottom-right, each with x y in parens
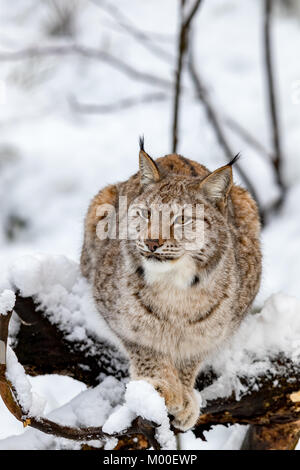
top-left (81, 139), bottom-right (261, 430)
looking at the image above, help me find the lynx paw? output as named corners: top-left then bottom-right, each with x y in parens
top-left (135, 377), bottom-right (199, 431)
top-left (171, 389), bottom-right (200, 431)
top-left (141, 377), bottom-right (184, 415)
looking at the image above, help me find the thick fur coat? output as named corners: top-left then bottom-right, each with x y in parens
top-left (81, 145), bottom-right (261, 430)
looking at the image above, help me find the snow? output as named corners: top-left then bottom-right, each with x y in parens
top-left (9, 254), bottom-right (79, 298)
top-left (0, 374), bottom-right (87, 444)
top-left (28, 374), bottom-right (87, 415)
top-left (0, 375), bottom-right (124, 450)
top-left (6, 346), bottom-right (46, 417)
top-left (201, 293), bottom-right (300, 402)
top-left (256, 185), bottom-right (300, 305)
top-left (5, 253), bottom-right (300, 415)
top-left (7, 253), bottom-right (124, 353)
top-left (103, 380), bottom-right (176, 450)
top-left (0, 261), bottom-right (299, 449)
top-left (0, 289), bottom-right (15, 315)
top-left (0, 0), bottom-right (299, 450)
top-left (103, 404), bottom-right (136, 435)
top-left (179, 425), bottom-right (248, 451)
top-left (69, 376), bottom-right (125, 428)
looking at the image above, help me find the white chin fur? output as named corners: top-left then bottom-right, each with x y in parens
top-left (141, 255), bottom-right (196, 289)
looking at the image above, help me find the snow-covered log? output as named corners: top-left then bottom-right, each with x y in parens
top-left (1, 254), bottom-right (300, 450)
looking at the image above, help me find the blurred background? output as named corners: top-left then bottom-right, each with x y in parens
top-left (0, 0), bottom-right (299, 449)
top-left (0, 0), bottom-right (299, 304)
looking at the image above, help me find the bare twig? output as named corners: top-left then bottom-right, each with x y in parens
top-left (91, 0), bottom-right (174, 63)
top-left (91, 0), bottom-right (175, 43)
top-left (70, 92), bottom-right (168, 114)
top-left (89, 4), bottom-right (274, 163)
top-left (224, 116), bottom-right (274, 161)
top-left (172, 0), bottom-right (203, 152)
top-left (0, 45), bottom-right (172, 89)
top-left (45, 0), bottom-right (77, 38)
top-left (188, 49), bottom-right (265, 224)
top-left (263, 0), bottom-right (286, 208)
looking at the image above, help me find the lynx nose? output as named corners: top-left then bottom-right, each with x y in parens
top-left (144, 239), bottom-right (163, 252)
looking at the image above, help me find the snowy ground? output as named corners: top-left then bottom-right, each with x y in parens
top-left (0, 0), bottom-right (299, 449)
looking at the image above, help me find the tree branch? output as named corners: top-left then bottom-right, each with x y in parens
top-left (188, 49), bottom-right (265, 225)
top-left (0, 45), bottom-right (172, 90)
top-left (0, 305), bottom-right (161, 450)
top-left (91, 0), bottom-right (174, 63)
top-left (0, 310), bottom-right (23, 422)
top-left (70, 92), bottom-right (168, 115)
top-left (13, 294), bottom-right (128, 386)
top-left (224, 115), bottom-right (274, 161)
top-left (263, 0), bottom-right (286, 209)
top-left (241, 421), bottom-right (300, 451)
top-left (172, 0), bottom-right (203, 152)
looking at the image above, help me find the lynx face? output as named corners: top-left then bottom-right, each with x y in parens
top-left (128, 183), bottom-right (204, 262)
top-left (127, 143), bottom-right (232, 274)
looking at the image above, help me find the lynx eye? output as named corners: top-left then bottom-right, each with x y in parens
top-left (174, 215), bottom-right (192, 226)
top-left (139, 208), bottom-right (151, 220)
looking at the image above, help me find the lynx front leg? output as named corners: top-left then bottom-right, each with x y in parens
top-left (172, 359), bottom-right (202, 431)
top-left (125, 343), bottom-right (185, 419)
top-left (178, 358), bottom-right (201, 389)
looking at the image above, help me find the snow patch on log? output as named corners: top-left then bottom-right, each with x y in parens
top-left (8, 254), bottom-right (124, 353)
top-left (6, 346), bottom-right (46, 416)
top-left (103, 380), bottom-right (176, 450)
top-left (0, 290), bottom-right (15, 315)
top-left (201, 293), bottom-right (300, 402)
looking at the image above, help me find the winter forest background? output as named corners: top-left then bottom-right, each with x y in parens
top-left (0, 0), bottom-right (300, 450)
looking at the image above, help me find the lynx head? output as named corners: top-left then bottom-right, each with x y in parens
top-left (128, 138), bottom-right (238, 275)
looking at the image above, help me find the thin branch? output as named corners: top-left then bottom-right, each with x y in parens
top-left (91, 0), bottom-right (175, 43)
top-left (224, 116), bottom-right (274, 161)
top-left (172, 0), bottom-right (203, 153)
top-left (264, 0), bottom-right (286, 208)
top-left (188, 49), bottom-right (265, 224)
top-left (70, 92), bottom-right (168, 114)
top-left (0, 45), bottom-right (172, 89)
top-left (183, 0), bottom-right (203, 29)
top-left (91, 0), bottom-right (174, 63)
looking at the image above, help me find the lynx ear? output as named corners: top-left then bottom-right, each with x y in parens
top-left (139, 137), bottom-right (160, 186)
top-left (200, 165), bottom-right (233, 202)
top-left (199, 154), bottom-right (240, 204)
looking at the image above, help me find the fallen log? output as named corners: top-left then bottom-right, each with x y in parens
top-left (1, 303), bottom-right (160, 449)
top-left (13, 295), bottom-right (128, 385)
top-left (3, 293), bottom-right (299, 450)
top-left (241, 420), bottom-right (300, 450)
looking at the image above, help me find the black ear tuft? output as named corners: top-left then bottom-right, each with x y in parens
top-left (139, 135), bottom-right (145, 152)
top-left (139, 138), bottom-right (160, 185)
top-left (228, 153), bottom-right (241, 167)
